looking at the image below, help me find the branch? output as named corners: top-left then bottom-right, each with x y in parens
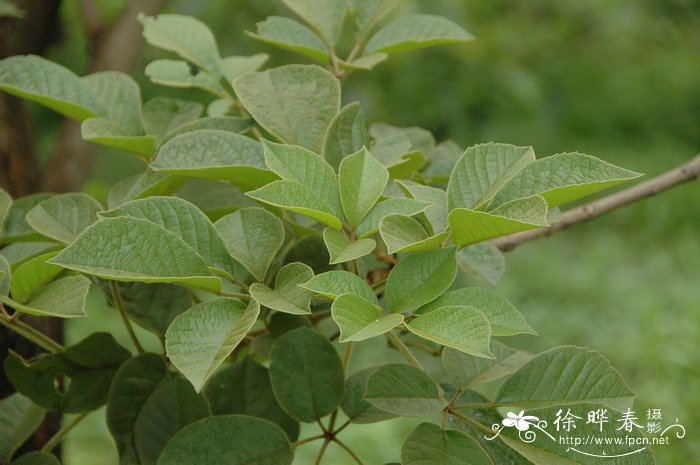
top-left (492, 154), bottom-right (700, 251)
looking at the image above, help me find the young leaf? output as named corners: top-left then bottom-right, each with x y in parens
top-left (0, 276), bottom-right (90, 318)
top-left (1, 193), bottom-right (52, 244)
top-left (0, 55), bottom-right (103, 120)
top-left (101, 196), bottom-right (239, 280)
top-left (145, 59), bottom-right (224, 95)
top-left (0, 393), bottom-right (45, 463)
top-left (233, 64), bottom-right (340, 152)
top-left (4, 333), bottom-right (130, 413)
top-left (151, 130), bottom-right (276, 190)
top-left (165, 298), bottom-right (260, 392)
top-left (356, 197), bottom-right (429, 238)
top-left (203, 358), bottom-right (299, 441)
top-left (447, 143), bottom-right (535, 210)
top-left (489, 152), bottom-right (642, 209)
top-left (25, 192), bottom-right (102, 244)
top-left (248, 262), bottom-right (314, 315)
top-left (418, 288), bottom-right (535, 337)
top-left (364, 363), bottom-right (445, 416)
top-left (406, 305), bottom-right (493, 358)
top-left (280, 0), bottom-right (347, 44)
top-left (379, 214), bottom-right (448, 254)
top-left (49, 217), bottom-right (222, 291)
top-left (120, 283), bottom-right (192, 336)
top-left (385, 248), bottom-right (457, 314)
top-left (215, 207), bottom-right (284, 281)
top-left (107, 169), bottom-right (185, 209)
top-left (263, 140), bottom-right (343, 217)
top-left (323, 228), bottom-right (376, 264)
top-left (141, 96), bottom-right (202, 136)
top-left (8, 251), bottom-right (61, 303)
top-left (449, 196), bottom-right (549, 247)
top-left (269, 327), bottom-right (345, 422)
top-left (401, 422), bottom-right (492, 465)
top-left (322, 102), bottom-right (371, 169)
top-left (365, 14), bottom-right (474, 55)
top-left (496, 346), bottom-right (635, 411)
top-left (157, 416), bottom-right (293, 465)
top-left (221, 54), bottom-right (270, 81)
top-left (300, 270), bottom-right (378, 303)
top-left (339, 147), bottom-right (389, 226)
top-left (139, 14), bottom-right (221, 75)
top-left (341, 368), bottom-right (397, 424)
top-left (246, 180), bottom-right (342, 229)
top-left (332, 293), bottom-right (404, 342)
top-left (456, 243), bottom-right (505, 287)
top-left (82, 71), bottom-right (144, 134)
top-left (396, 180), bottom-right (448, 233)
top-left (81, 118), bottom-right (156, 158)
top-left (442, 342), bottom-right (532, 389)
top-left (133, 377), bottom-right (211, 465)
top-left (246, 16), bottom-right (329, 62)
top-left (106, 353), bottom-right (168, 459)
top-left (348, 0), bottom-right (399, 36)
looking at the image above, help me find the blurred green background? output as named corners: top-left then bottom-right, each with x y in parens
top-left (23, 0), bottom-right (700, 463)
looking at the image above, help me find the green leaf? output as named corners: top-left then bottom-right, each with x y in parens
top-left (8, 251), bottom-right (61, 303)
top-left (81, 118), bottom-right (155, 157)
top-left (0, 188), bottom-right (11, 229)
top-left (323, 228), bottom-right (376, 264)
top-left (495, 403), bottom-right (654, 465)
top-left (364, 363), bottom-right (445, 416)
top-left (401, 422), bottom-right (493, 465)
top-left (120, 283), bottom-right (191, 336)
top-left (249, 262), bottom-right (314, 315)
top-left (0, 254), bottom-right (9, 295)
top-left (11, 452), bottom-right (59, 465)
top-left (0, 193), bottom-right (52, 244)
top-left (221, 54), bottom-right (270, 81)
top-left (133, 377), bottom-right (210, 465)
top-left (418, 288), bottom-right (536, 337)
top-left (263, 140), bottom-right (342, 217)
top-left (157, 415), bottom-right (293, 465)
top-left (365, 14), bottom-right (474, 55)
top-left (166, 298), bottom-right (260, 392)
top-left (0, 55), bottom-right (103, 120)
top-left (233, 64), bottom-right (340, 152)
top-left (348, 0), bottom-right (398, 36)
top-left (387, 151), bottom-right (427, 179)
top-left (322, 102), bottom-right (371, 169)
top-left (141, 96), bottom-right (202, 137)
top-left (341, 368), bottom-right (397, 424)
top-left (280, 0), bottom-right (347, 44)
top-left (339, 147), bottom-right (389, 226)
top-left (203, 358), bottom-right (299, 440)
top-left (447, 143), bottom-right (535, 210)
top-left (407, 305), bottom-right (493, 358)
top-left (25, 193), bottom-right (102, 244)
top-left (83, 70), bottom-right (143, 132)
top-left (145, 59), bottom-right (224, 95)
top-left (107, 169), bottom-right (185, 209)
top-left (106, 353), bottom-right (168, 458)
top-left (101, 196), bottom-right (239, 280)
top-left (300, 270), bottom-right (377, 303)
top-left (449, 196), bottom-right (549, 247)
top-left (49, 217), bottom-right (221, 291)
top-left (151, 130), bottom-right (275, 190)
top-left (372, 123), bottom-right (436, 159)
top-left (496, 346), bottom-right (635, 411)
top-left (356, 197), bottom-right (429, 238)
top-left (0, 275), bottom-right (90, 318)
top-left (396, 180), bottom-right (448, 234)
top-left (176, 179), bottom-right (257, 221)
top-left (442, 342), bottom-right (532, 389)
top-left (332, 293), bottom-right (403, 342)
top-left (489, 152), bottom-right (642, 209)
top-left (158, 116), bottom-right (252, 148)
top-left (0, 393), bottom-right (45, 463)
top-left (340, 52), bottom-right (389, 70)
top-left (215, 207), bottom-right (284, 281)
top-left (5, 333), bottom-right (130, 413)
top-left (247, 16), bottom-right (329, 62)
top-left (379, 214), bottom-right (448, 254)
top-left (456, 244), bottom-right (505, 287)
top-left (247, 180), bottom-right (342, 229)
top-left (424, 140), bottom-right (464, 183)
top-left (385, 248), bottom-right (457, 314)
top-left (269, 327), bottom-right (345, 422)
top-left (139, 14), bottom-right (221, 75)
top-left (1, 242), bottom-right (59, 271)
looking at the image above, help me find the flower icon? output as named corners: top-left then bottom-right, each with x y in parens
top-left (502, 411), bottom-right (540, 431)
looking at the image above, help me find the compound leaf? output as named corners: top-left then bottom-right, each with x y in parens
top-left (339, 147), bottom-right (389, 226)
top-left (365, 14), bottom-right (473, 55)
top-left (280, 0), bottom-right (346, 44)
top-left (247, 16), bottom-right (329, 62)
top-left (300, 270), bottom-right (377, 303)
top-left (401, 422), bottom-right (493, 465)
top-left (248, 262), bottom-right (314, 315)
top-left (25, 193), bottom-right (102, 244)
top-left (332, 293), bottom-right (403, 342)
top-left (379, 214), bottom-right (448, 254)
top-left (364, 363), bottom-right (445, 417)
top-left (442, 342), bottom-right (532, 390)
top-left (0, 275), bottom-right (90, 318)
top-left (322, 102), bottom-right (371, 169)
top-left (323, 228), bottom-right (376, 264)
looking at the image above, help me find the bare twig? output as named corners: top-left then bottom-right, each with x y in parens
top-left (492, 154), bottom-right (700, 251)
